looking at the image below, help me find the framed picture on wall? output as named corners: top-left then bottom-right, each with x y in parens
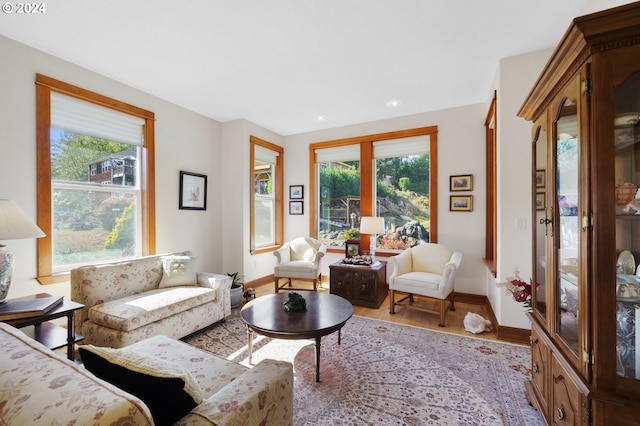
top-left (289, 200), bottom-right (303, 215)
top-left (535, 170), bottom-right (545, 188)
top-left (450, 195), bottom-right (473, 212)
top-left (289, 185), bottom-right (304, 199)
top-left (179, 171), bottom-right (207, 210)
top-left (450, 175), bottom-right (473, 191)
top-left (536, 192), bottom-right (545, 210)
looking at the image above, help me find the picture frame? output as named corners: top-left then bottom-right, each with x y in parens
top-left (450, 175), bottom-right (473, 191)
top-left (289, 200), bottom-right (303, 215)
top-left (450, 195), bottom-right (473, 212)
top-left (345, 239), bottom-right (361, 258)
top-left (289, 185), bottom-right (304, 199)
top-left (536, 192), bottom-right (545, 210)
top-left (179, 171), bottom-right (207, 210)
top-left (535, 170), bottom-right (545, 188)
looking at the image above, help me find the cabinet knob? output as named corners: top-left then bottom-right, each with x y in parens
top-left (539, 218), bottom-right (551, 225)
top-left (556, 406), bottom-right (566, 421)
top-left (533, 362), bottom-right (539, 373)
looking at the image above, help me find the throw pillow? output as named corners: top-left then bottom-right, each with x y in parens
top-left (159, 255), bottom-right (197, 288)
top-left (79, 345), bottom-right (203, 426)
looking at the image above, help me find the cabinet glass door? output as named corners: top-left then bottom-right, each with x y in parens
top-left (533, 117), bottom-right (548, 323)
top-left (554, 97), bottom-right (580, 355)
top-left (614, 71), bottom-right (640, 380)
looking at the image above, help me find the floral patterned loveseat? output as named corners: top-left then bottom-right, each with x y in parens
top-left (71, 252), bottom-right (231, 348)
top-left (0, 322), bottom-right (294, 425)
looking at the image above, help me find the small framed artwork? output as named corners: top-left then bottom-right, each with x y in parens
top-left (289, 200), bottom-right (303, 215)
top-left (535, 170), bottom-right (545, 188)
top-left (450, 195), bottom-right (473, 212)
top-left (179, 171), bottom-right (207, 210)
top-left (345, 239), bottom-right (361, 258)
top-left (536, 192), bottom-right (545, 210)
top-left (289, 185), bottom-right (304, 199)
top-left (450, 175), bottom-right (473, 191)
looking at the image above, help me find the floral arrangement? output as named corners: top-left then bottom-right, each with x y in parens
top-left (498, 268), bottom-right (532, 311)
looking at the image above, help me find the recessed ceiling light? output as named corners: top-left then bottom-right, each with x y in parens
top-left (386, 100), bottom-right (401, 108)
top-left (316, 115), bottom-right (326, 121)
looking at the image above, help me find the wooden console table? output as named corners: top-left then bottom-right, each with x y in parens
top-left (329, 260), bottom-right (387, 308)
top-left (3, 299), bottom-right (84, 360)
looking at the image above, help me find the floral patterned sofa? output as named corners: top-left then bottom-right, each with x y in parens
top-left (71, 252), bottom-right (231, 348)
top-left (0, 322), bottom-right (294, 425)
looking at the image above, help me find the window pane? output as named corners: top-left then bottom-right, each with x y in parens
top-left (50, 129), bottom-right (141, 269)
top-left (318, 159), bottom-right (361, 247)
top-left (254, 160), bottom-right (274, 246)
top-left (52, 188), bottom-right (138, 268)
top-left (375, 154), bottom-right (430, 249)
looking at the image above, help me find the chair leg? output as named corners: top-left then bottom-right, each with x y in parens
top-left (449, 293), bottom-right (455, 312)
top-left (389, 289), bottom-right (396, 314)
top-left (312, 278), bottom-right (317, 291)
top-left (438, 299), bottom-right (446, 327)
top-left (275, 277), bottom-right (279, 293)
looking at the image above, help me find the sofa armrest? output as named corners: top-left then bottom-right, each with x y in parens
top-left (196, 272), bottom-right (232, 290)
top-left (185, 359), bottom-right (293, 426)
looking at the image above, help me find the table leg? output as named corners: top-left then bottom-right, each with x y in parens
top-left (338, 329), bottom-right (341, 345)
top-left (66, 312), bottom-right (75, 361)
top-left (246, 325), bottom-right (254, 365)
top-left (315, 335), bottom-right (321, 382)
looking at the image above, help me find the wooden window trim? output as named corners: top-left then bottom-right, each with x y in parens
top-left (35, 74), bottom-right (155, 284)
top-left (249, 135), bottom-right (284, 254)
top-left (308, 126), bottom-right (438, 254)
top-left (484, 91), bottom-right (497, 276)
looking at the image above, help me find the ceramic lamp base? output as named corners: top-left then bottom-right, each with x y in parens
top-left (0, 245), bottom-right (15, 304)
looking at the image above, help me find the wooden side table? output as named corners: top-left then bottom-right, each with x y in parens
top-left (3, 300), bottom-right (84, 360)
top-left (329, 260), bottom-right (387, 308)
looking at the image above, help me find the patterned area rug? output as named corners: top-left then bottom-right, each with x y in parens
top-left (183, 313), bottom-right (542, 426)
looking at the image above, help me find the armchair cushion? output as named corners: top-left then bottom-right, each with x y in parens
top-left (79, 345), bottom-right (202, 426)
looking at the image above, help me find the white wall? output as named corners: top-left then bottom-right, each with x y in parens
top-left (486, 48), bottom-right (554, 329)
top-left (284, 104), bottom-right (488, 295)
top-left (0, 35), bottom-right (223, 300)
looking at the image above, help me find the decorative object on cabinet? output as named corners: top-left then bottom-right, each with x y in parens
top-left (289, 185), bottom-right (303, 199)
top-left (0, 200), bottom-right (46, 304)
top-left (449, 195), bottom-right (472, 212)
top-left (179, 171), bottom-right (207, 210)
top-left (518, 3), bottom-right (640, 424)
top-left (345, 239), bottom-right (361, 258)
top-left (449, 175), bottom-right (472, 191)
top-left (289, 200), bottom-right (303, 215)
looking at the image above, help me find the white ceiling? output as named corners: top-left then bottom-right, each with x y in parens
top-left (0, 0), bottom-right (628, 135)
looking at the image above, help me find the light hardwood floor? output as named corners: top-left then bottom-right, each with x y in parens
top-left (251, 280), bottom-right (501, 342)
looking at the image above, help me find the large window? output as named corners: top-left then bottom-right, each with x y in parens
top-left (36, 74), bottom-right (155, 284)
top-left (250, 136), bottom-right (283, 253)
top-left (310, 127), bottom-right (437, 253)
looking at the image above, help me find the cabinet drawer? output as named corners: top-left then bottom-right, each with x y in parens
top-left (551, 354), bottom-right (589, 426)
top-left (530, 326), bottom-right (550, 417)
top-left (330, 269), bottom-right (353, 298)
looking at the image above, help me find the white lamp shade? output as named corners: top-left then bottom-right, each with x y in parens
top-left (0, 200), bottom-right (45, 241)
top-left (360, 216), bottom-right (385, 235)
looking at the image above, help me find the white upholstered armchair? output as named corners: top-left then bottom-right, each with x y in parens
top-left (273, 237), bottom-right (326, 292)
top-left (388, 243), bottom-right (462, 327)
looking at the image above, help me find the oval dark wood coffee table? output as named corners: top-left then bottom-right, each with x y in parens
top-left (240, 291), bottom-right (353, 382)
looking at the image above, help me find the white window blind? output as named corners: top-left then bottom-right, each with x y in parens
top-left (254, 145), bottom-right (280, 164)
top-left (373, 135), bottom-right (430, 159)
top-left (51, 92), bottom-right (144, 145)
top-left (315, 144), bottom-right (361, 162)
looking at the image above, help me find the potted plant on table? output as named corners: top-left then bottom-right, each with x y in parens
top-left (226, 272), bottom-right (244, 308)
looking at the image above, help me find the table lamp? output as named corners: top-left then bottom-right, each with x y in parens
top-left (0, 200), bottom-right (46, 304)
top-left (360, 216), bottom-right (385, 259)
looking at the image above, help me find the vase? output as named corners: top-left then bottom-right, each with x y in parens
top-left (230, 285), bottom-right (243, 308)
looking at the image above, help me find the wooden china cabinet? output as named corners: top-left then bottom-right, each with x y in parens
top-left (518, 3), bottom-right (640, 425)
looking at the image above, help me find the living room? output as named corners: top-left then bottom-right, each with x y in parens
top-left (3, 0), bottom-right (629, 335)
